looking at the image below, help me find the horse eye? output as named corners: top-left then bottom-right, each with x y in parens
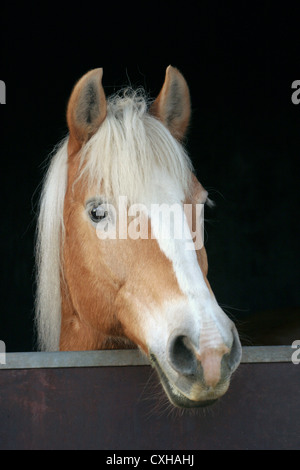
top-left (89, 204), bottom-right (108, 223)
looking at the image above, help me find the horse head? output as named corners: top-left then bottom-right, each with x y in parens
top-left (36, 66), bottom-right (242, 408)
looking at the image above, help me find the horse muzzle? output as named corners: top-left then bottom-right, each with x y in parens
top-left (149, 326), bottom-right (242, 408)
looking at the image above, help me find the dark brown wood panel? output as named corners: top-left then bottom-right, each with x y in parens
top-left (0, 363), bottom-right (299, 450)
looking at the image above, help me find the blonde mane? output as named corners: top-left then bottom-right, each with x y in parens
top-left (35, 89), bottom-right (194, 351)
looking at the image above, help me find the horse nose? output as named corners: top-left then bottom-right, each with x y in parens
top-left (168, 335), bottom-right (198, 376)
top-left (226, 326), bottom-right (242, 374)
top-left (168, 328), bottom-right (241, 387)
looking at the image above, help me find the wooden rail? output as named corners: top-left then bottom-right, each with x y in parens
top-left (0, 345), bottom-right (293, 370)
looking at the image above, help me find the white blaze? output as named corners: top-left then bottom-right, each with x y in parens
top-left (148, 173), bottom-right (234, 353)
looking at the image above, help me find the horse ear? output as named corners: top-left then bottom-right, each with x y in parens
top-left (150, 66), bottom-right (191, 140)
top-left (67, 68), bottom-right (107, 153)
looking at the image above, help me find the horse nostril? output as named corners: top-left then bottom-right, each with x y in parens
top-left (168, 335), bottom-right (197, 376)
top-left (227, 327), bottom-right (242, 372)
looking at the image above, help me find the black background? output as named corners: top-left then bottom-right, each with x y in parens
top-left (1, 2), bottom-right (299, 351)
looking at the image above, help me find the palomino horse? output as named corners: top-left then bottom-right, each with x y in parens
top-left (36, 66), bottom-right (242, 408)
